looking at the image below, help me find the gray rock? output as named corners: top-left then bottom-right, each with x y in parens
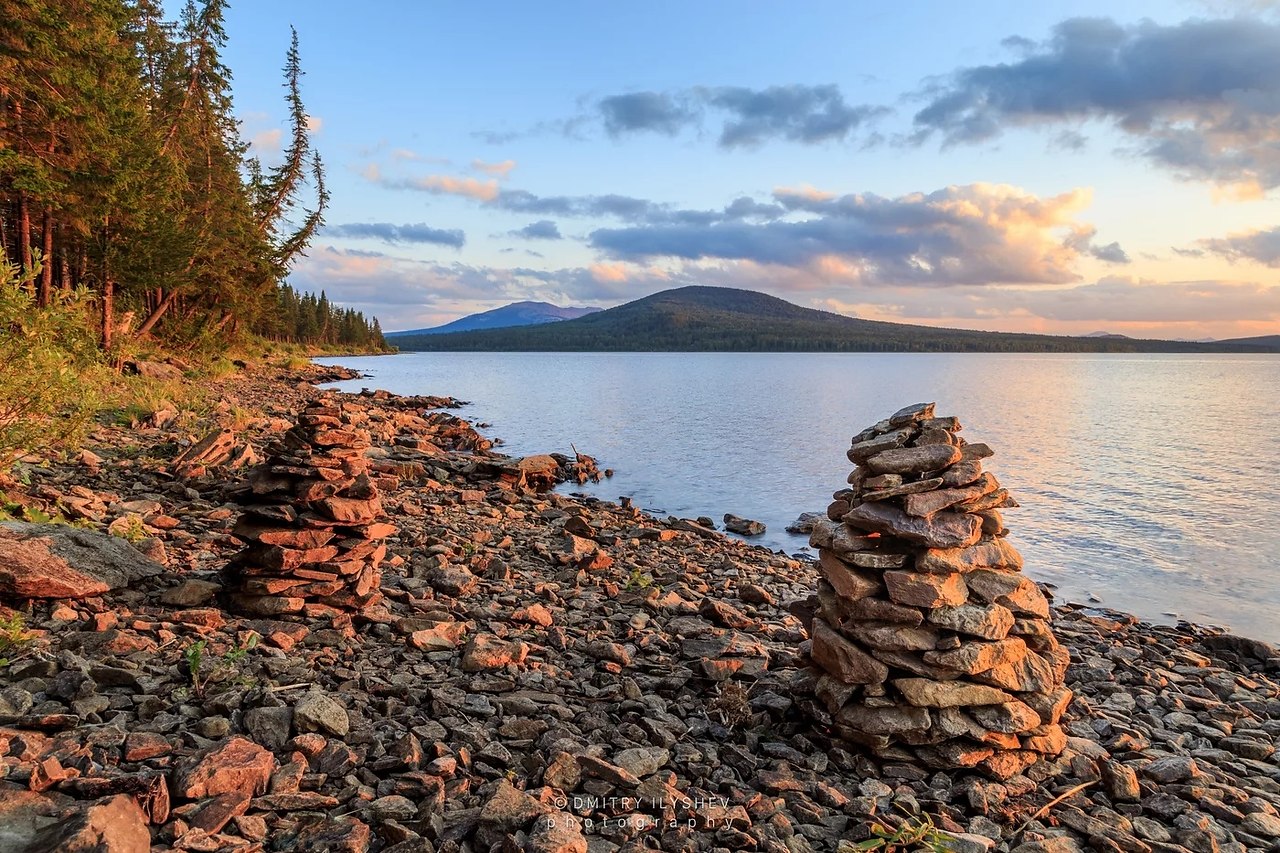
top-left (864, 443), bottom-right (960, 475)
top-left (0, 523), bottom-right (165, 598)
top-left (293, 691), bottom-right (350, 737)
top-left (245, 706), bottom-right (293, 750)
top-left (1142, 755), bottom-right (1198, 783)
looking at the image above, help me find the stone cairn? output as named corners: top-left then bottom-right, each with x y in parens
top-left (801, 402), bottom-right (1071, 780)
top-left (226, 400), bottom-right (396, 623)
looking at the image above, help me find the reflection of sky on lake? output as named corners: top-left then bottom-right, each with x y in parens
top-left (318, 352), bottom-right (1280, 642)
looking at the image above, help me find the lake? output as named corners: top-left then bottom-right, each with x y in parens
top-left (316, 352), bottom-right (1280, 642)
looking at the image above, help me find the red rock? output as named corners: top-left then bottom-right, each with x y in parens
top-left (188, 791), bottom-right (251, 834)
top-left (0, 524), bottom-right (163, 598)
top-left (124, 732), bottom-right (173, 762)
top-left (316, 495), bottom-right (381, 523)
top-left (818, 551), bottom-right (882, 601)
top-left (460, 634), bottom-right (528, 671)
top-left (810, 619), bottom-right (889, 684)
top-left (28, 794), bottom-right (151, 852)
top-left (884, 571), bottom-right (967, 608)
top-left (173, 737), bottom-right (275, 800)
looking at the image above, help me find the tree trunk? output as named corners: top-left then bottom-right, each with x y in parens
top-left (136, 289), bottom-right (178, 337)
top-left (38, 208), bottom-right (53, 306)
top-left (102, 271), bottom-right (114, 350)
top-left (18, 192), bottom-right (32, 289)
top-left (58, 224), bottom-right (72, 291)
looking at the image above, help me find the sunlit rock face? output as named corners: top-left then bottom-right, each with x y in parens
top-left (798, 402), bottom-right (1070, 780)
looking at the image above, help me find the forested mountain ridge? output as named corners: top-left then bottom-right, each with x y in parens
top-left (386, 301), bottom-right (602, 336)
top-left (393, 286), bottom-right (1280, 353)
top-left (0, 0), bottom-right (385, 351)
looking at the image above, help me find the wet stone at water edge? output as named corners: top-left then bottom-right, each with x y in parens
top-left (796, 402), bottom-right (1070, 780)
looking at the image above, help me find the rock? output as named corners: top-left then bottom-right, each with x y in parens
top-left (0, 523), bottom-right (164, 598)
top-left (927, 602), bottom-right (1015, 639)
top-left (785, 512), bottom-right (824, 534)
top-left (613, 747), bottom-right (670, 778)
top-left (293, 691), bottom-right (350, 737)
top-left (173, 736), bottom-right (275, 799)
top-left (27, 794), bottom-right (151, 852)
top-left (0, 686), bottom-right (34, 718)
top-left (903, 475), bottom-right (999, 518)
top-left (893, 678), bottom-right (1013, 708)
top-left (818, 551), bottom-right (882, 601)
top-left (864, 443), bottom-right (962, 475)
top-left (1241, 813), bottom-right (1280, 838)
top-left (1142, 756), bottom-right (1198, 783)
top-left (916, 540), bottom-right (1024, 574)
top-left (723, 514), bottom-right (765, 536)
top-left (526, 812), bottom-right (588, 853)
top-left (811, 620), bottom-right (889, 684)
top-left (969, 701), bottom-right (1041, 734)
top-left (884, 570), bottom-right (968, 608)
top-left (476, 780), bottom-right (549, 848)
top-left (845, 502), bottom-right (982, 549)
top-left (836, 703), bottom-right (931, 735)
top-left (966, 570), bottom-right (1049, 618)
top-left (461, 634), bottom-right (529, 671)
top-left (159, 578), bottom-right (222, 607)
top-left (128, 359), bottom-right (183, 380)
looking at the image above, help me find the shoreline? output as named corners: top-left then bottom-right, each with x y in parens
top-left (0, 360), bottom-right (1278, 852)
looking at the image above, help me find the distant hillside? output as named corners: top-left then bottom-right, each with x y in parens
top-left (386, 301), bottom-right (601, 336)
top-left (1217, 334), bottom-right (1280, 350)
top-left (391, 286), bottom-right (1280, 353)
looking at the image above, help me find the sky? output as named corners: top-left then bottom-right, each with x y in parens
top-left (210, 1), bottom-right (1280, 339)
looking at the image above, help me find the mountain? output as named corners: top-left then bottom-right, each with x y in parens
top-left (385, 301), bottom-right (601, 336)
top-left (1084, 331), bottom-right (1132, 339)
top-left (390, 286), bottom-right (1280, 353)
top-left (1216, 334), bottom-right (1280, 350)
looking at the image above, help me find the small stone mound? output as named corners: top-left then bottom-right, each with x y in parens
top-left (798, 402), bottom-right (1071, 779)
top-left (224, 399), bottom-right (397, 624)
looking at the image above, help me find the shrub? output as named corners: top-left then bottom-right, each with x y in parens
top-left (0, 257), bottom-right (105, 465)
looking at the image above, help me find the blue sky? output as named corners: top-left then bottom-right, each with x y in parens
top-left (210, 1), bottom-right (1280, 338)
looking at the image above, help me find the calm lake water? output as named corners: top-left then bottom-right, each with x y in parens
top-left (317, 352), bottom-right (1280, 642)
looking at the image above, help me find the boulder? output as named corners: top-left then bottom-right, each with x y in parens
top-left (0, 523), bottom-right (164, 599)
top-left (722, 514), bottom-right (765, 536)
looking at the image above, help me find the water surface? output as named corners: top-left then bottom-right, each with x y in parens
top-left (317, 352), bottom-right (1280, 642)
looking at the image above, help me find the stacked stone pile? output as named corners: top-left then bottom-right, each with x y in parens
top-left (225, 400), bottom-right (396, 621)
top-left (801, 402), bottom-right (1071, 780)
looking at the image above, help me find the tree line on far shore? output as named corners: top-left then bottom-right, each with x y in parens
top-left (0, 0), bottom-right (386, 353)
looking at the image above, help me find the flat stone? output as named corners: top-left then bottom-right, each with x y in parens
top-left (970, 701), bottom-right (1041, 734)
top-left (941, 461), bottom-right (984, 487)
top-left (861, 477), bottom-right (945, 502)
top-left (848, 624), bottom-right (940, 652)
top-left (892, 678), bottom-right (1013, 707)
top-left (809, 519), bottom-right (878, 555)
top-left (927, 602), bottom-right (1015, 639)
top-left (965, 570), bottom-right (1049, 618)
top-left (884, 571), bottom-right (967, 608)
top-left (974, 648), bottom-right (1057, 693)
top-left (811, 619), bottom-right (889, 684)
top-left (1142, 756), bottom-right (1199, 783)
top-left (160, 579), bottom-right (222, 607)
top-left (1241, 813), bottom-right (1280, 838)
top-left (847, 428), bottom-right (913, 462)
top-left (845, 502), bottom-right (981, 549)
top-left (845, 597), bottom-right (924, 626)
top-left (864, 444), bottom-right (962, 475)
top-left (612, 747), bottom-right (669, 779)
top-left (888, 402), bottom-right (936, 425)
top-left (916, 540), bottom-right (1024, 574)
top-left (903, 474), bottom-right (998, 517)
top-left (818, 551), bottom-right (882, 600)
top-left (836, 703), bottom-right (931, 735)
top-left (924, 637), bottom-right (1028, 675)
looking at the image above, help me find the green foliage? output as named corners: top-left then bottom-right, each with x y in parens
top-left (0, 613), bottom-right (37, 668)
top-left (0, 258), bottom-right (105, 465)
top-left (183, 634), bottom-right (258, 698)
top-left (840, 812), bottom-right (951, 853)
top-left (625, 566), bottom-right (653, 590)
top-left (111, 515), bottom-right (147, 543)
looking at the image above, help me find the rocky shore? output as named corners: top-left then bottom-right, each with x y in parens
top-left (1, 362), bottom-right (1278, 853)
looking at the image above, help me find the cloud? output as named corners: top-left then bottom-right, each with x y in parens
top-left (327, 222), bottom-right (465, 248)
top-left (912, 16), bottom-right (1280, 190)
top-left (305, 115), bottom-right (323, 133)
top-left (250, 128), bottom-right (283, 153)
top-left (600, 92), bottom-right (698, 137)
top-left (379, 173), bottom-right (501, 201)
top-left (1199, 226), bottom-right (1280, 266)
top-left (590, 183), bottom-right (1110, 286)
top-left (511, 220), bottom-right (562, 240)
top-left (472, 158), bottom-right (517, 177)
